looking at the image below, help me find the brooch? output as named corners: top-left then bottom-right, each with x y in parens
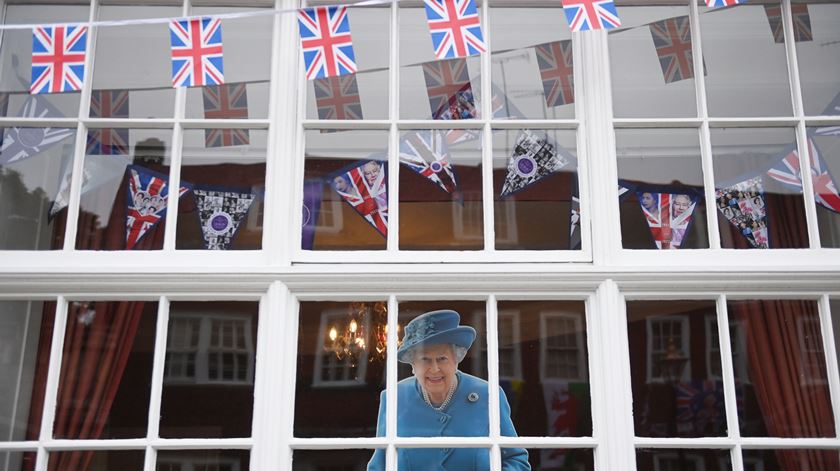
top-left (467, 392), bottom-right (479, 403)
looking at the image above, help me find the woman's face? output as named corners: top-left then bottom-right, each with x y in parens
top-left (412, 343), bottom-right (458, 403)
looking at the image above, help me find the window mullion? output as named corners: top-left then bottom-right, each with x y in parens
top-left (716, 295), bottom-right (744, 471)
top-left (144, 296), bottom-right (170, 471)
top-left (387, 0), bottom-right (399, 252)
top-left (818, 294), bottom-right (840, 433)
top-left (386, 294), bottom-right (399, 471)
top-left (34, 296), bottom-right (69, 471)
top-left (486, 295), bottom-right (501, 471)
top-left (480, 0), bottom-right (494, 252)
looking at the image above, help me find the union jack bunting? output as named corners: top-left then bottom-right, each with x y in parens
top-left (650, 16), bottom-right (696, 84)
top-left (500, 129), bottom-right (576, 197)
top-left (31, 25), bottom-right (87, 94)
top-left (636, 190), bottom-right (698, 249)
top-left (423, 0), bottom-right (486, 59)
top-left (715, 176), bottom-right (770, 249)
top-left (203, 83), bottom-right (250, 148)
top-left (1, 96), bottom-right (74, 165)
top-left (561, 0), bottom-right (621, 32)
top-left (169, 17), bottom-right (224, 88)
top-left (330, 160), bottom-right (388, 237)
top-left (765, 4), bottom-right (812, 43)
top-left (314, 73), bottom-right (363, 120)
top-left (814, 92), bottom-right (840, 136)
top-left (705, 0), bottom-right (746, 8)
top-left (423, 58), bottom-right (476, 120)
top-left (298, 6), bottom-right (356, 80)
top-left (675, 381), bottom-right (727, 436)
top-left (125, 166), bottom-right (190, 250)
top-left (399, 130), bottom-right (459, 195)
top-left (766, 139), bottom-right (840, 214)
top-left (87, 90), bottom-right (129, 155)
top-left (535, 40), bottom-right (574, 108)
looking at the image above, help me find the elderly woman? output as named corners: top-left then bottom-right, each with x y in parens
top-left (367, 310), bottom-right (530, 471)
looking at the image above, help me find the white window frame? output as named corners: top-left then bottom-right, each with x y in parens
top-left (540, 310), bottom-right (587, 383)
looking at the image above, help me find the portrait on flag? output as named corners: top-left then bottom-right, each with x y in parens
top-left (298, 5), bottom-right (357, 80)
top-left (500, 129), bottom-right (575, 197)
top-left (125, 165), bottom-right (190, 250)
top-left (329, 159), bottom-right (388, 237)
top-left (170, 17), bottom-right (224, 88)
top-left (192, 187), bottom-right (256, 250)
top-left (634, 188), bottom-right (700, 250)
top-left (423, 0), bottom-right (486, 59)
top-left (715, 176), bottom-right (770, 249)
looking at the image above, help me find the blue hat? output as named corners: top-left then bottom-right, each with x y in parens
top-left (398, 310), bottom-right (476, 363)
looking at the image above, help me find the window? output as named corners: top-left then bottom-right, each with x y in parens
top-left (645, 315), bottom-right (690, 383)
top-left (541, 311), bottom-right (587, 382)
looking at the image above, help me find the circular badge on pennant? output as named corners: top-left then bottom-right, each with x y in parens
top-left (302, 205), bottom-right (311, 226)
top-left (514, 155), bottom-right (537, 178)
top-left (18, 128), bottom-right (46, 148)
top-left (429, 161), bottom-right (444, 173)
top-left (207, 211), bottom-right (232, 235)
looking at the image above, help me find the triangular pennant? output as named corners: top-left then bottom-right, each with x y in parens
top-left (500, 129), bottom-right (575, 197)
top-left (423, 58), bottom-right (476, 120)
top-left (814, 91), bottom-right (840, 136)
top-left (49, 153), bottom-right (131, 220)
top-left (423, 0), bottom-right (486, 59)
top-left (399, 130), bottom-right (459, 196)
top-left (635, 189), bottom-right (699, 249)
top-left (649, 16), bottom-right (696, 84)
top-left (764, 4), bottom-right (811, 43)
top-left (535, 40), bottom-right (574, 108)
top-left (193, 188), bottom-right (255, 250)
top-left (125, 165), bottom-right (190, 250)
top-left (1, 95), bottom-right (74, 165)
top-left (715, 176), bottom-right (770, 249)
top-left (766, 138), bottom-right (840, 214)
top-left (203, 83), bottom-right (250, 147)
top-left (302, 179), bottom-right (324, 250)
top-left (329, 160), bottom-right (388, 237)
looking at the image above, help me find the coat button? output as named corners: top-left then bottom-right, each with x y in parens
top-left (439, 416), bottom-right (446, 423)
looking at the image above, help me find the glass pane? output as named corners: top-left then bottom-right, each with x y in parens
top-left (399, 129), bottom-right (483, 250)
top-left (49, 450), bottom-right (144, 471)
top-left (393, 448), bottom-right (489, 471)
top-left (303, 130), bottom-right (388, 250)
top-left (493, 129), bottom-right (579, 250)
top-left (636, 449), bottom-right (732, 471)
top-left (175, 129), bottom-right (266, 250)
top-left (700, 3), bottom-right (792, 117)
top-left (808, 131), bottom-right (840, 247)
top-left (305, 6), bottom-right (389, 120)
top-left (616, 128), bottom-right (709, 249)
top-left (75, 128), bottom-right (175, 250)
top-left (490, 7), bottom-right (574, 120)
top-left (54, 301), bottom-right (158, 439)
top-left (293, 450), bottom-right (374, 471)
top-left (610, 5), bottom-right (697, 118)
top-left (742, 449), bottom-right (840, 470)
top-left (0, 125), bottom-right (76, 250)
top-left (0, 452), bottom-right (36, 471)
top-left (627, 301), bottom-right (727, 437)
top-left (833, 298), bottom-right (840, 373)
top-left (512, 448), bottom-right (592, 471)
top-left (295, 301), bottom-right (387, 438)
top-left (495, 301), bottom-right (591, 438)
top-left (160, 302), bottom-right (258, 438)
top-left (711, 128), bottom-right (808, 249)
top-left (93, 6), bottom-right (179, 119)
top-left (156, 450), bottom-right (249, 471)
top-left (728, 299), bottom-right (835, 437)
top-left (795, 1), bottom-right (840, 116)
top-left (0, 301), bottom-right (55, 442)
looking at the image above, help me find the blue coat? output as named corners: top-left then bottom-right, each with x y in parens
top-left (367, 372), bottom-right (530, 471)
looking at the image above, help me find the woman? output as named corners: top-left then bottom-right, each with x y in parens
top-left (367, 310), bottom-right (530, 471)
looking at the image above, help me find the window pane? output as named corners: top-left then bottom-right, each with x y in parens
top-left (292, 450), bottom-right (374, 471)
top-left (808, 131), bottom-right (840, 247)
top-left (627, 301), bottom-right (727, 437)
top-left (795, 1), bottom-right (840, 116)
top-left (176, 129), bottom-right (266, 250)
top-left (493, 129), bottom-right (579, 250)
top-left (0, 452), bottom-right (36, 471)
top-left (728, 299), bottom-right (835, 437)
top-left (160, 302), bottom-right (258, 438)
top-left (700, 3), bottom-right (792, 117)
top-left (511, 448), bottom-right (592, 471)
top-left (610, 5), bottom-right (697, 118)
top-left (617, 128), bottom-right (709, 249)
top-left (742, 449), bottom-right (840, 470)
top-left (75, 128), bottom-right (175, 250)
top-left (394, 448), bottom-right (489, 471)
top-left (54, 301), bottom-right (158, 439)
top-left (636, 449), bottom-right (732, 471)
top-left (399, 129), bottom-right (483, 250)
top-left (0, 301), bottom-right (55, 442)
top-left (49, 450), bottom-right (144, 471)
top-left (156, 450), bottom-right (249, 471)
top-left (711, 128), bottom-right (808, 249)
top-left (303, 130), bottom-right (388, 250)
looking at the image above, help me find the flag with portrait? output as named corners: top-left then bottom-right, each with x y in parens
top-left (635, 187), bottom-right (700, 249)
top-left (329, 159), bottom-right (388, 237)
top-left (715, 176), bottom-right (770, 249)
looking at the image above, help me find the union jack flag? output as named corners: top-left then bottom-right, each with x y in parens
top-left (169, 17), bottom-right (224, 88)
top-left (30, 25), bottom-right (87, 94)
top-left (561, 0), bottom-right (621, 32)
top-left (815, 92), bottom-right (840, 136)
top-left (87, 90), bottom-right (129, 155)
top-left (705, 0), bottom-right (746, 8)
top-left (1, 96), bottom-right (74, 165)
top-left (399, 130), bottom-right (458, 195)
top-left (298, 6), bottom-right (356, 80)
top-left (650, 16), bottom-right (696, 84)
top-left (767, 138), bottom-right (840, 214)
top-left (330, 160), bottom-right (388, 237)
top-left (203, 83), bottom-right (249, 148)
top-left (314, 73), bottom-right (363, 120)
top-left (636, 191), bottom-right (697, 249)
top-left (125, 166), bottom-right (189, 250)
top-left (423, 0), bottom-right (486, 59)
top-left (423, 58), bottom-right (476, 120)
top-left (535, 40), bottom-right (574, 108)
top-left (764, 4), bottom-right (812, 43)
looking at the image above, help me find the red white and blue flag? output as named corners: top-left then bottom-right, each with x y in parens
top-left (1, 96), bottom-right (74, 165)
top-left (767, 138), bottom-right (840, 214)
top-left (705, 0), bottom-right (746, 8)
top-left (399, 130), bottom-right (459, 195)
top-left (423, 0), bottom-right (486, 59)
top-left (650, 16), bottom-right (696, 84)
top-left (169, 17), bottom-right (224, 88)
top-left (814, 92), bottom-right (840, 136)
top-left (561, 0), bottom-right (621, 32)
top-left (87, 89), bottom-right (129, 155)
top-left (298, 6), bottom-right (356, 80)
top-left (636, 190), bottom-right (698, 249)
top-left (765, 4), bottom-right (812, 43)
top-left (30, 25), bottom-right (87, 94)
top-left (314, 73), bottom-right (363, 120)
top-left (203, 83), bottom-right (250, 148)
top-left (535, 40), bottom-right (574, 108)
top-left (125, 166), bottom-right (189, 250)
top-left (330, 160), bottom-right (388, 237)
top-left (422, 58), bottom-right (476, 120)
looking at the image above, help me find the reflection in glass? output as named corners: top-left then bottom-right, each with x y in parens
top-left (795, 1), bottom-right (840, 116)
top-left (627, 301), bottom-right (727, 438)
top-left (808, 132), bottom-right (840, 247)
top-left (742, 448), bottom-right (840, 470)
top-left (728, 300), bottom-right (835, 438)
top-left (636, 449), bottom-right (732, 471)
top-left (493, 129), bottom-right (579, 250)
top-left (0, 452), bottom-right (35, 471)
top-left (156, 450), bottom-right (250, 471)
top-left (292, 449), bottom-right (374, 471)
top-left (160, 302), bottom-right (258, 438)
top-left (513, 448), bottom-right (593, 471)
top-left (50, 450), bottom-right (144, 471)
top-left (833, 299), bottom-right (840, 375)
top-left (54, 301), bottom-right (158, 440)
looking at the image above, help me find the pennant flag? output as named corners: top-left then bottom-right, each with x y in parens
top-left (618, 183), bottom-right (632, 200)
top-left (540, 382), bottom-right (590, 467)
top-left (302, 179), bottom-right (324, 250)
top-left (715, 176), bottom-right (770, 249)
top-left (765, 4), bottom-right (811, 43)
top-left (170, 17), bottom-right (224, 88)
top-left (705, 0), bottom-right (747, 8)
top-left (423, 0), bottom-right (486, 59)
top-left (314, 73), bottom-right (363, 120)
top-left (650, 16), bottom-right (696, 84)
top-left (814, 92), bottom-right (840, 135)
top-left (561, 0), bottom-right (621, 32)
top-left (500, 129), bottom-right (575, 197)
top-left (1, 96), bottom-right (74, 165)
top-left (399, 130), bottom-right (459, 195)
top-left (203, 83), bottom-right (250, 147)
top-left (30, 25), bottom-right (87, 94)
top-left (193, 188), bottom-right (255, 250)
top-left (636, 190), bottom-right (699, 249)
top-left (535, 40), bottom-right (574, 108)
top-left (125, 166), bottom-right (189, 250)
top-left (423, 58), bottom-right (476, 120)
top-left (49, 153), bottom-right (130, 219)
top-left (767, 138), bottom-right (840, 214)
top-left (570, 176), bottom-right (581, 250)
top-left (298, 6), bottom-right (356, 80)
top-left (330, 160), bottom-right (388, 237)
top-left (675, 380), bottom-right (727, 436)
top-left (87, 89), bottom-right (129, 155)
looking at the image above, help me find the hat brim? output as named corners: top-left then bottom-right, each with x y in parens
top-left (397, 326), bottom-right (476, 363)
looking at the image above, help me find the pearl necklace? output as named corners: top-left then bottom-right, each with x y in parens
top-left (423, 376), bottom-right (458, 412)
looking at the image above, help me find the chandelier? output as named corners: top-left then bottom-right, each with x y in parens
top-left (325, 301), bottom-right (398, 365)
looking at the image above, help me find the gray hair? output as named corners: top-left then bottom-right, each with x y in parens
top-left (403, 344), bottom-right (468, 364)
